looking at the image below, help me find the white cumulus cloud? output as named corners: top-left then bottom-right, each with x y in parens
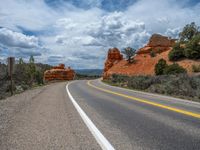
top-left (0, 28), bottom-right (39, 48)
top-left (0, 0), bottom-right (200, 68)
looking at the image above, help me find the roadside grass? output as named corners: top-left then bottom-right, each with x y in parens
top-left (103, 74), bottom-right (200, 102)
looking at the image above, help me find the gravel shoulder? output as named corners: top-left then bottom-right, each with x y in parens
top-left (0, 82), bottom-right (100, 150)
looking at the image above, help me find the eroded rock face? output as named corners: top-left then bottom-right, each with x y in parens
top-left (44, 64), bottom-right (75, 81)
top-left (148, 34), bottom-right (175, 47)
top-left (103, 48), bottom-right (123, 79)
top-left (137, 34), bottom-right (176, 54)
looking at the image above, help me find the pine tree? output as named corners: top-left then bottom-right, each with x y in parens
top-left (122, 47), bottom-right (136, 63)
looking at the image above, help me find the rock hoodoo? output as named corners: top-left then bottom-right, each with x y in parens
top-left (44, 64), bottom-right (75, 81)
top-left (103, 48), bottom-right (123, 79)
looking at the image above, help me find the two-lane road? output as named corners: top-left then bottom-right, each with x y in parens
top-left (1, 80), bottom-right (200, 150)
top-left (68, 79), bottom-right (200, 150)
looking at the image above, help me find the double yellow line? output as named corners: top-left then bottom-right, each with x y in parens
top-left (87, 81), bottom-right (200, 119)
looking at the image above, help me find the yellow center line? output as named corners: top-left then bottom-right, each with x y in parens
top-left (87, 80), bottom-right (200, 119)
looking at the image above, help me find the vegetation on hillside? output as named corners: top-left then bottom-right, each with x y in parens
top-left (104, 74), bottom-right (200, 102)
top-left (169, 22), bottom-right (200, 61)
top-left (168, 43), bottom-right (185, 61)
top-left (0, 56), bottom-right (52, 99)
top-left (179, 22), bottom-right (199, 41)
top-left (155, 59), bottom-right (186, 75)
top-left (155, 59), bottom-right (168, 75)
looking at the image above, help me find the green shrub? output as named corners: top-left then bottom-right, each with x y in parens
top-left (105, 74), bottom-right (200, 102)
top-left (168, 22), bottom-right (200, 61)
top-left (179, 22), bottom-right (199, 41)
top-left (155, 59), bottom-right (168, 75)
top-left (111, 74), bottom-right (129, 84)
top-left (192, 64), bottom-right (200, 72)
top-left (148, 74), bottom-right (200, 98)
top-left (127, 76), bottom-right (154, 90)
top-left (164, 63), bottom-right (187, 75)
top-left (184, 34), bottom-right (200, 59)
top-left (35, 70), bottom-right (43, 85)
top-left (168, 42), bottom-right (185, 61)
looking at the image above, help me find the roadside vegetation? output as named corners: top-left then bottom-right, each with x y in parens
top-left (155, 59), bottom-right (186, 75)
top-left (0, 56), bottom-right (52, 100)
top-left (104, 74), bottom-right (200, 102)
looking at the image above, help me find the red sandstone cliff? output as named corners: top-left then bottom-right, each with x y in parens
top-left (103, 34), bottom-right (200, 79)
top-left (44, 64), bottom-right (75, 81)
top-left (103, 47), bottom-right (123, 78)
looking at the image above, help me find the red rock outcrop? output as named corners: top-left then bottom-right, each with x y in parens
top-left (137, 34), bottom-right (176, 54)
top-left (103, 48), bottom-right (123, 79)
top-left (148, 34), bottom-right (175, 47)
top-left (44, 64), bottom-right (75, 81)
top-left (103, 34), bottom-right (200, 79)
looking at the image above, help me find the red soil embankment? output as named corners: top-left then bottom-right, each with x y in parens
top-left (103, 34), bottom-right (200, 79)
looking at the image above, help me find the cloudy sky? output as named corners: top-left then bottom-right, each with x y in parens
top-left (0, 0), bottom-right (200, 69)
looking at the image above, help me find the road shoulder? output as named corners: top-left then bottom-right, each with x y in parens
top-left (0, 82), bottom-right (100, 150)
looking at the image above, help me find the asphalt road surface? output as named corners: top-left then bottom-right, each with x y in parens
top-left (68, 79), bottom-right (200, 150)
top-left (0, 80), bottom-right (200, 150)
top-left (0, 82), bottom-right (100, 150)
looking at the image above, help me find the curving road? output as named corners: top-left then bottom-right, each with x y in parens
top-left (68, 79), bottom-right (200, 150)
top-left (1, 79), bottom-right (200, 150)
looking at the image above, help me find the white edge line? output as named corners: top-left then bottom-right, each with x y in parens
top-left (98, 79), bottom-right (200, 106)
top-left (66, 82), bottom-right (115, 150)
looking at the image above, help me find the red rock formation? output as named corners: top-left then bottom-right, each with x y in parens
top-left (44, 64), bottom-right (75, 81)
top-left (147, 34), bottom-right (175, 47)
top-left (103, 34), bottom-right (200, 79)
top-left (137, 34), bottom-right (176, 54)
top-left (103, 48), bottom-right (123, 79)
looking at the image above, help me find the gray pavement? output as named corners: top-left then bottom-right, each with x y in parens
top-left (68, 79), bottom-right (200, 150)
top-left (0, 82), bottom-right (100, 150)
top-left (1, 79), bottom-right (200, 150)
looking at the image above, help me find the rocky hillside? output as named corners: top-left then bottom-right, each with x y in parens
top-left (103, 34), bottom-right (200, 79)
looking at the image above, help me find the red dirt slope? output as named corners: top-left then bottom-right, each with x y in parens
top-left (103, 34), bottom-right (200, 79)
